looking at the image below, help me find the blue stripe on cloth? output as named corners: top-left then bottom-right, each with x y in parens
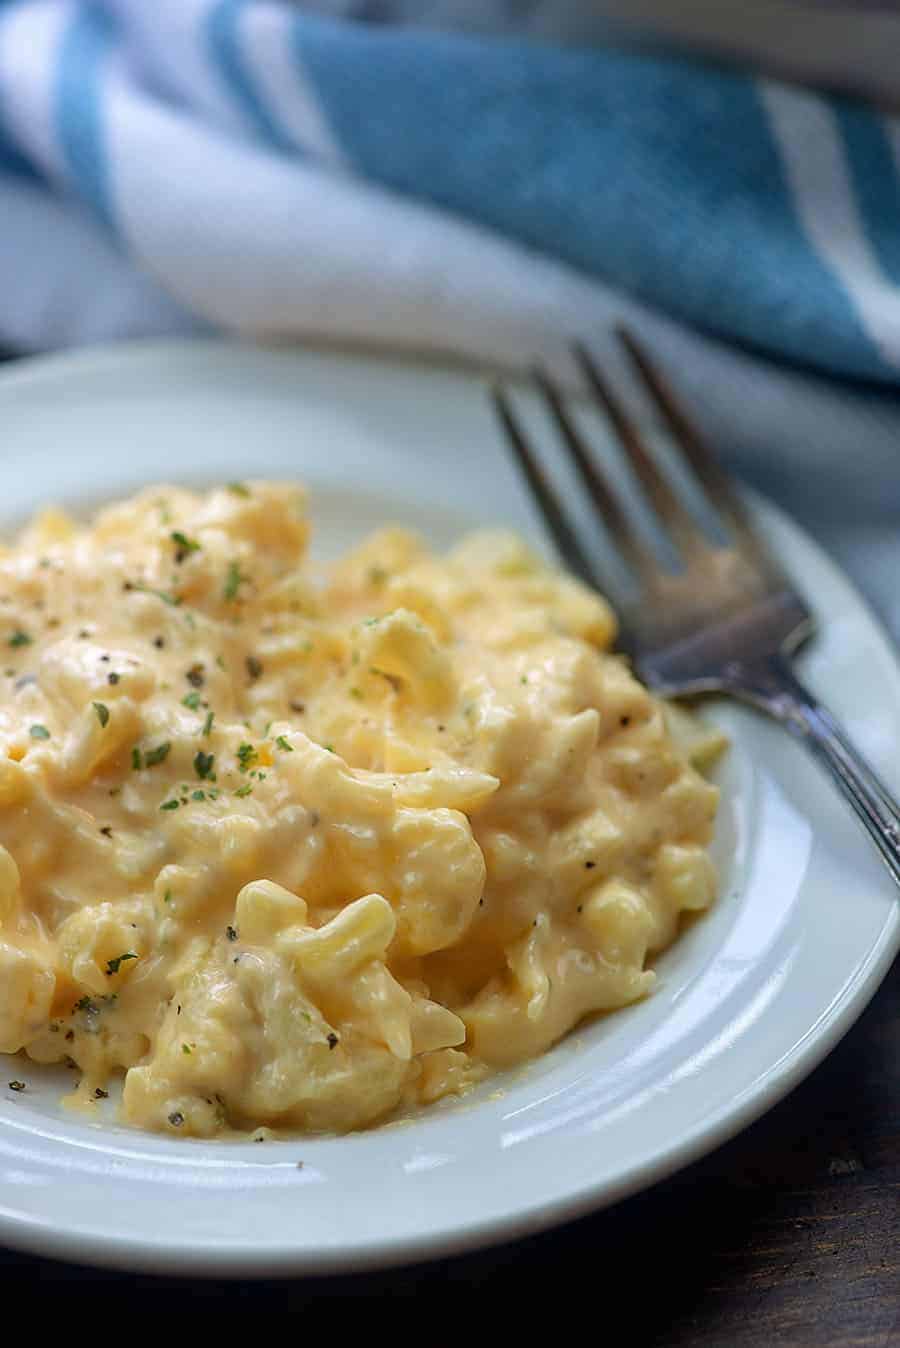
top-left (833, 104), bottom-right (900, 289)
top-left (206, 0), bottom-right (292, 152)
top-left (290, 19), bottom-right (888, 381)
top-left (0, 142), bottom-right (35, 179)
top-left (0, 1), bottom-right (38, 181)
top-left (55, 5), bottom-right (114, 226)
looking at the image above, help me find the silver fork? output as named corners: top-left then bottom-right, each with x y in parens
top-left (492, 327), bottom-right (900, 890)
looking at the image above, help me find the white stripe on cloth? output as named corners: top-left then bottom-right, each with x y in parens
top-left (101, 0), bottom-right (254, 139)
top-left (100, 52), bottom-right (640, 376)
top-left (0, 172), bottom-right (204, 350)
top-left (760, 81), bottom-right (900, 370)
top-left (235, 3), bottom-right (347, 166)
top-left (0, 0), bottom-right (73, 186)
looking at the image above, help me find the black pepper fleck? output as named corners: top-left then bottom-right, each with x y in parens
top-left (327, 1033), bottom-right (339, 1050)
top-left (168, 1111), bottom-right (184, 1128)
top-left (93, 1088), bottom-right (109, 1100)
top-left (7, 1080), bottom-right (25, 1092)
top-left (226, 925), bottom-right (238, 942)
top-left (289, 700), bottom-right (306, 714)
top-left (107, 671), bottom-right (120, 685)
top-left (186, 663), bottom-right (205, 688)
top-left (153, 636), bottom-right (165, 648)
top-left (99, 826), bottom-right (113, 838)
top-left (584, 860), bottom-right (596, 870)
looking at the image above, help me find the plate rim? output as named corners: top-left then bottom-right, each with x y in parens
top-left (0, 336), bottom-right (897, 1278)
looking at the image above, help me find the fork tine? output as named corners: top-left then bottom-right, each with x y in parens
top-left (534, 370), bottom-right (658, 587)
top-left (491, 385), bottom-right (598, 588)
top-left (615, 325), bottom-right (758, 549)
top-left (573, 340), bottom-right (705, 562)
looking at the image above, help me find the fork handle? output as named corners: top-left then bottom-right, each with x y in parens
top-left (724, 653), bottom-right (900, 890)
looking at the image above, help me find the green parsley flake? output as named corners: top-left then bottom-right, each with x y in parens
top-left (236, 742), bottom-right (257, 772)
top-left (182, 1043), bottom-right (193, 1055)
top-left (275, 735), bottom-right (293, 752)
top-left (182, 691), bottom-right (202, 710)
top-left (163, 889), bottom-right (172, 904)
top-left (234, 784), bottom-right (253, 798)
top-left (202, 710), bottom-right (215, 737)
top-left (144, 742), bottom-right (171, 767)
top-left (160, 799), bottom-right (180, 811)
top-left (92, 702), bottom-right (110, 728)
top-left (170, 530), bottom-right (201, 559)
top-left (29, 724), bottom-right (50, 740)
top-left (131, 746), bottom-right (142, 770)
top-left (191, 789), bottom-right (206, 801)
top-left (227, 482), bottom-right (251, 498)
top-left (223, 560), bottom-right (246, 602)
top-left (8, 630), bottom-right (31, 648)
top-left (194, 750), bottom-right (215, 780)
top-left (105, 952), bottom-right (137, 976)
top-left (131, 582), bottom-right (182, 607)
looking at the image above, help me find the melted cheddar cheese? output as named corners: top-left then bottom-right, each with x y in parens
top-left (0, 483), bottom-right (721, 1136)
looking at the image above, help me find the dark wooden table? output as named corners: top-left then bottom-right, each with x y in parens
top-left (1, 959), bottom-right (895, 1338)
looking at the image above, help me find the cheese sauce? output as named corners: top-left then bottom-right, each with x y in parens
top-left (0, 483), bottom-right (721, 1136)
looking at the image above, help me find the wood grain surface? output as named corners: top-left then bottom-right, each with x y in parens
top-left (1, 955), bottom-right (895, 1341)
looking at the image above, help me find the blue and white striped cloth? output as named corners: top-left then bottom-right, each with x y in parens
top-left (0, 0), bottom-right (899, 639)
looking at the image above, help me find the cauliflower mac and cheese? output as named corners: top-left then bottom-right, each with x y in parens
top-left (0, 483), bottom-right (720, 1137)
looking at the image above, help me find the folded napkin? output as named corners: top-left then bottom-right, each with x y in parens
top-left (0, 0), bottom-right (898, 641)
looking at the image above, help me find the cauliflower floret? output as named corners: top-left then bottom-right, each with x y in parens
top-left (56, 899), bottom-right (152, 995)
top-left (0, 941), bottom-right (55, 1053)
top-left (122, 886), bottom-right (465, 1136)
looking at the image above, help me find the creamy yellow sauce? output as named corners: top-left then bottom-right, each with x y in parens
top-left (0, 483), bottom-right (721, 1136)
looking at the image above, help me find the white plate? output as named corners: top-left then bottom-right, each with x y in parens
top-left (0, 339), bottom-right (897, 1277)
